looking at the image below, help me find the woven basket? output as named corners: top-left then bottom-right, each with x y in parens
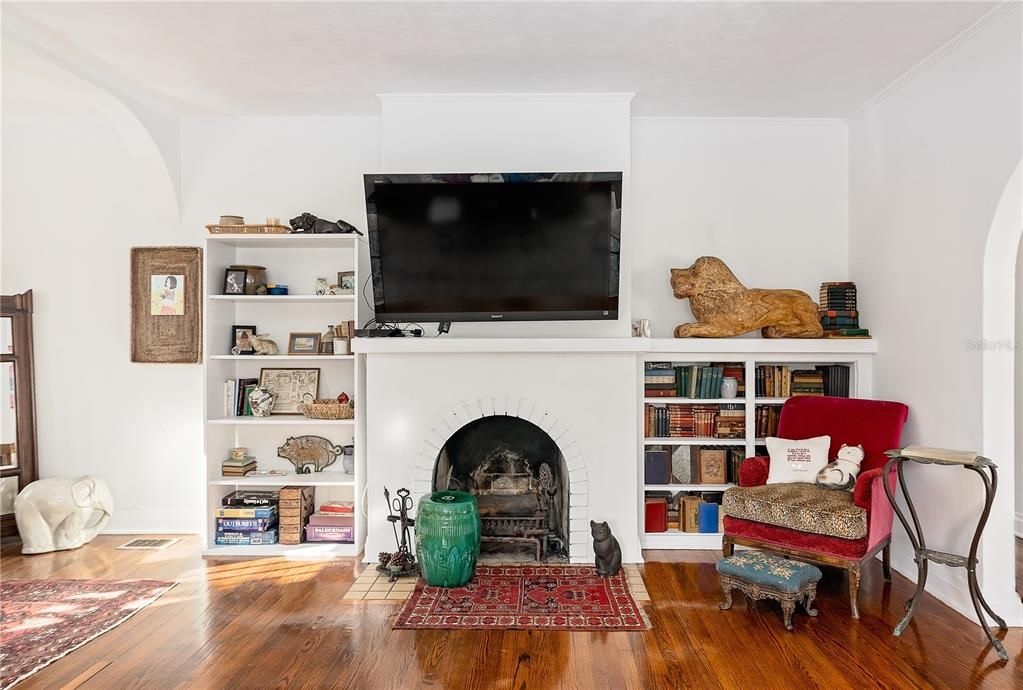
top-left (206, 224), bottom-right (291, 235)
top-left (300, 397), bottom-right (354, 420)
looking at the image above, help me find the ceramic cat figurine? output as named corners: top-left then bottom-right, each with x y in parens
top-left (591, 520), bottom-right (622, 577)
top-left (816, 443), bottom-right (864, 491)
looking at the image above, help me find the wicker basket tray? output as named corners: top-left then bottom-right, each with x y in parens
top-left (206, 224), bottom-right (292, 235)
top-left (300, 398), bottom-right (354, 420)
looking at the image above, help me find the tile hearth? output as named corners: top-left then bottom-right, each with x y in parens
top-left (341, 563), bottom-right (650, 602)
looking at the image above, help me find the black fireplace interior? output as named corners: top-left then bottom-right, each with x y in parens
top-left (433, 416), bottom-right (568, 561)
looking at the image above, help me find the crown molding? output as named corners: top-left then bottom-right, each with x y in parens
top-left (847, 2), bottom-right (1018, 120)
top-left (377, 92), bottom-right (635, 104)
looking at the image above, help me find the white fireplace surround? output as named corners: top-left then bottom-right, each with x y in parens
top-left (361, 348), bottom-right (642, 564)
top-left (411, 397), bottom-right (591, 558)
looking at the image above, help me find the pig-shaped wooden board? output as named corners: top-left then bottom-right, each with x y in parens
top-left (277, 436), bottom-right (343, 473)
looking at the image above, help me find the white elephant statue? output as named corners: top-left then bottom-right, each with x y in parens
top-left (14, 476), bottom-right (114, 554)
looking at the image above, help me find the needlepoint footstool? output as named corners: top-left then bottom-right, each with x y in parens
top-left (716, 550), bottom-right (821, 631)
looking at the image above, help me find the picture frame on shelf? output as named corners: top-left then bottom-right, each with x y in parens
top-left (258, 368), bottom-right (320, 414)
top-left (337, 271), bottom-right (356, 295)
top-left (224, 268), bottom-right (247, 295)
top-left (231, 325), bottom-right (257, 355)
top-left (288, 332), bottom-right (321, 356)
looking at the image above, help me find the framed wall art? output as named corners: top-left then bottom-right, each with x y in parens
top-left (130, 247), bottom-right (202, 363)
top-left (258, 368), bottom-right (320, 414)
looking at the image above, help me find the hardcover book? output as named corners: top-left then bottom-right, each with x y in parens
top-left (214, 505), bottom-right (277, 519)
top-left (222, 490), bottom-right (278, 507)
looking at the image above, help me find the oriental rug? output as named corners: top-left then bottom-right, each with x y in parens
top-left (393, 565), bottom-right (649, 631)
top-left (0, 578), bottom-right (175, 689)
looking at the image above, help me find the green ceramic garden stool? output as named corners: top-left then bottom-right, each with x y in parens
top-left (415, 491), bottom-right (481, 587)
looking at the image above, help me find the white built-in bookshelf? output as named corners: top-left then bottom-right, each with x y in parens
top-left (638, 340), bottom-right (876, 550)
top-left (202, 233), bottom-right (366, 558)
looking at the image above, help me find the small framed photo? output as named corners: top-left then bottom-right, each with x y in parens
top-left (224, 268), bottom-right (247, 295)
top-left (288, 332), bottom-right (321, 355)
top-left (337, 271), bottom-right (356, 295)
top-left (231, 325), bottom-right (257, 355)
top-left (150, 274), bottom-right (185, 316)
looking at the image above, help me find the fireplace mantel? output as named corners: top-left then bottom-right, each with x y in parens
top-left (353, 336), bottom-right (878, 355)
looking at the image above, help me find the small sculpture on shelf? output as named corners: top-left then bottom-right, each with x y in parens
top-left (377, 487), bottom-right (418, 582)
top-left (248, 333), bottom-right (279, 355)
top-left (248, 387), bottom-right (275, 418)
top-left (289, 212), bottom-right (364, 235)
top-left (277, 435), bottom-right (342, 473)
top-left (670, 256), bottom-right (824, 338)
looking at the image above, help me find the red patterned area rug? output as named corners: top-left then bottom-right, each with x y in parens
top-left (0, 579), bottom-right (175, 690)
top-left (393, 565), bottom-right (650, 631)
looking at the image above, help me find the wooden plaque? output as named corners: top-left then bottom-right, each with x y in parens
top-left (130, 247), bottom-right (203, 363)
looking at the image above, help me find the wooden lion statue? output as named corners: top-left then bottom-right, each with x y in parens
top-left (670, 257), bottom-right (824, 338)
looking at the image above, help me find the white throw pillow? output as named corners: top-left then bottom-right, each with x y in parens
top-left (765, 435), bottom-right (832, 485)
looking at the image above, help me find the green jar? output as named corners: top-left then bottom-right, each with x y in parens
top-left (415, 491), bottom-right (481, 587)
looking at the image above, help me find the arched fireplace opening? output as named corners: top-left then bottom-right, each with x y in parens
top-left (433, 415), bottom-right (569, 561)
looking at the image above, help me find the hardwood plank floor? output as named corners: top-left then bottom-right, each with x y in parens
top-left (1, 536), bottom-right (1019, 689)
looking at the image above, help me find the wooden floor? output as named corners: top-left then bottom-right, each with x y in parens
top-left (2, 536), bottom-right (1020, 689)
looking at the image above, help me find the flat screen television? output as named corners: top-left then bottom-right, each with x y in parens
top-left (364, 172), bottom-right (622, 323)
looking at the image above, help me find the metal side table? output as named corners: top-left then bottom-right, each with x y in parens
top-left (882, 446), bottom-right (1008, 661)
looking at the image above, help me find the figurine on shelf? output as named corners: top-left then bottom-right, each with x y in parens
top-left (289, 212), bottom-right (364, 235)
top-left (248, 333), bottom-right (279, 355)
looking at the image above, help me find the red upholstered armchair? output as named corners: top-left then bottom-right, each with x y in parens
top-left (722, 396), bottom-right (909, 618)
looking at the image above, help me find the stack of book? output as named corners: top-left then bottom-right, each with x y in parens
top-left (755, 365), bottom-right (791, 397)
top-left (755, 406), bottom-right (782, 438)
top-left (644, 362), bottom-right (676, 397)
top-left (714, 404), bottom-right (745, 439)
top-left (791, 371), bottom-right (825, 396)
top-left (278, 485), bottom-right (314, 545)
top-left (305, 500), bottom-right (355, 543)
top-left (816, 364), bottom-right (851, 397)
top-left (819, 282), bottom-right (870, 338)
top-left (215, 490), bottom-right (278, 545)
top-left (224, 378), bottom-right (258, 417)
top-left (222, 447), bottom-right (256, 477)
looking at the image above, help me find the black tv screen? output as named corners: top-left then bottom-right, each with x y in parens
top-left (364, 172), bottom-right (622, 322)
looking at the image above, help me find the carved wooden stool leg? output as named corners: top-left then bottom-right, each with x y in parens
top-left (848, 564), bottom-right (861, 619)
top-left (781, 598), bottom-right (796, 632)
top-left (719, 584), bottom-right (733, 611)
top-left (804, 585), bottom-right (818, 617)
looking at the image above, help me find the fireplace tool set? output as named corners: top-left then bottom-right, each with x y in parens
top-left (377, 487), bottom-right (419, 582)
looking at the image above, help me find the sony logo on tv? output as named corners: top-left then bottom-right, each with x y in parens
top-left (490, 314), bottom-right (504, 319)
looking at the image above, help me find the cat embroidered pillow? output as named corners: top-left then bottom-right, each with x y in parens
top-left (816, 443), bottom-right (864, 491)
top-left (765, 435), bottom-right (831, 485)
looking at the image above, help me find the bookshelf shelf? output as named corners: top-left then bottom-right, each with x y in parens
top-left (644, 438), bottom-right (745, 446)
top-left (202, 542), bottom-right (359, 558)
top-left (203, 233), bottom-right (366, 559)
top-left (209, 294), bottom-right (355, 303)
top-left (209, 472), bottom-right (356, 487)
top-left (644, 483), bottom-right (734, 492)
top-left (640, 348), bottom-right (874, 550)
top-left (643, 397), bottom-right (742, 404)
top-left (209, 354), bottom-right (355, 361)
top-left (207, 416), bottom-right (356, 426)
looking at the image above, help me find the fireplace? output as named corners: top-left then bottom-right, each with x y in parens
top-left (433, 416), bottom-right (569, 561)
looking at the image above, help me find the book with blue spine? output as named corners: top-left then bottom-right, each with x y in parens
top-left (216, 517), bottom-right (277, 532)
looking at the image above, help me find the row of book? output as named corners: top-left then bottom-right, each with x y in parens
top-left (213, 489), bottom-right (355, 546)
top-left (645, 491), bottom-right (722, 533)
top-left (819, 282), bottom-right (870, 338)
top-left (644, 403), bottom-right (745, 439)
top-left (755, 406), bottom-right (782, 438)
top-left (644, 445), bottom-right (744, 485)
top-left (224, 378), bottom-right (258, 417)
top-left (645, 362), bottom-right (745, 399)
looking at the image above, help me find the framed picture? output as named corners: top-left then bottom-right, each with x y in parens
top-left (150, 274), bottom-right (185, 315)
top-left (337, 271), bottom-right (356, 295)
top-left (698, 449), bottom-right (728, 485)
top-left (231, 325), bottom-right (257, 355)
top-left (288, 332), bottom-right (321, 356)
top-left (258, 368), bottom-right (320, 414)
top-left (224, 268), bottom-right (247, 295)
top-left (130, 247), bottom-right (202, 363)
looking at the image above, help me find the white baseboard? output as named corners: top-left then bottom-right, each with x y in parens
top-left (1015, 511), bottom-right (1023, 538)
top-left (101, 509), bottom-right (199, 535)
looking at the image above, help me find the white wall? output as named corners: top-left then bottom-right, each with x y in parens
top-left (1016, 240), bottom-right (1022, 539)
top-left (2, 47), bottom-right (199, 532)
top-left (849, 7), bottom-right (1022, 620)
top-left (378, 94), bottom-right (633, 337)
top-left (631, 118), bottom-right (849, 337)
